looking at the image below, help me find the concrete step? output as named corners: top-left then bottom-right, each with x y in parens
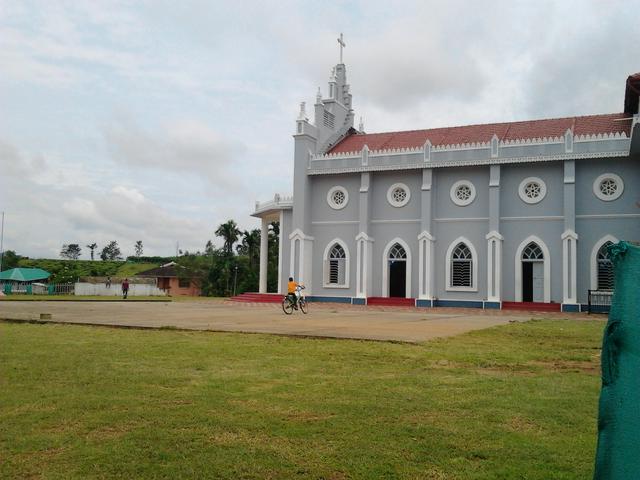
top-left (367, 297), bottom-right (416, 307)
top-left (502, 301), bottom-right (561, 312)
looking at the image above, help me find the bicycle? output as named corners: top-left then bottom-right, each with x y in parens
top-left (282, 285), bottom-right (308, 315)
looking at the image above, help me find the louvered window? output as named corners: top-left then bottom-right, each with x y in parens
top-left (451, 243), bottom-right (472, 287)
top-left (597, 242), bottom-right (614, 290)
top-left (327, 244), bottom-right (346, 285)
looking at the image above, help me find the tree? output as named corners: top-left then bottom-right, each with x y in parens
top-left (60, 244), bottom-right (82, 260)
top-left (86, 243), bottom-right (98, 261)
top-left (135, 240), bottom-right (143, 257)
top-left (100, 241), bottom-right (122, 261)
top-left (0, 250), bottom-right (21, 271)
top-left (236, 229), bottom-right (261, 268)
top-left (215, 220), bottom-right (241, 256)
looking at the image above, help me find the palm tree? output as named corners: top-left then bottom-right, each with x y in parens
top-left (237, 229), bottom-right (261, 268)
top-left (86, 243), bottom-right (98, 261)
top-left (215, 220), bottom-right (241, 256)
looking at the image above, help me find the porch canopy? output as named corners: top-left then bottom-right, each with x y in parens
top-left (0, 268), bottom-right (51, 282)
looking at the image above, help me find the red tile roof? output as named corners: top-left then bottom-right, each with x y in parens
top-left (328, 113), bottom-right (632, 154)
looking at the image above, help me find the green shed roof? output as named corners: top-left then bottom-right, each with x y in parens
top-left (0, 268), bottom-right (51, 282)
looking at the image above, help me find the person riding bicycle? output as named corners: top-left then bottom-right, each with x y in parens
top-left (287, 277), bottom-right (300, 309)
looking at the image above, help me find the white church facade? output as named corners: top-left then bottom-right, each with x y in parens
top-left (253, 55), bottom-right (640, 312)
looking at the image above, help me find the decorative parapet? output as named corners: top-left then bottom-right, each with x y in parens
top-left (308, 132), bottom-right (631, 175)
top-left (253, 193), bottom-right (293, 216)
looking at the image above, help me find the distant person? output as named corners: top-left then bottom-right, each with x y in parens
top-left (106, 276), bottom-right (111, 288)
top-left (122, 278), bottom-right (129, 299)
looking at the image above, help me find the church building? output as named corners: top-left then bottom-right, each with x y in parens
top-left (253, 46), bottom-right (640, 312)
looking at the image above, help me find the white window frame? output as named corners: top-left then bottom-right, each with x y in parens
top-left (514, 235), bottom-right (551, 303)
top-left (327, 186), bottom-right (349, 210)
top-left (590, 234), bottom-right (618, 290)
top-left (518, 177), bottom-right (547, 204)
top-left (386, 183), bottom-right (411, 208)
top-left (445, 236), bottom-right (478, 292)
top-left (381, 238), bottom-right (412, 297)
top-left (450, 180), bottom-right (476, 207)
top-left (593, 173), bottom-right (624, 202)
top-left (322, 238), bottom-right (350, 288)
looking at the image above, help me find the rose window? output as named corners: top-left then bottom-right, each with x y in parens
top-left (387, 183), bottom-right (411, 207)
top-left (593, 173), bottom-right (623, 201)
top-left (599, 179), bottom-right (617, 197)
top-left (455, 185), bottom-right (472, 201)
top-left (392, 187), bottom-right (406, 203)
top-left (327, 186), bottom-right (348, 209)
top-left (524, 182), bottom-right (541, 199)
top-left (518, 177), bottom-right (546, 204)
top-left (332, 190), bottom-right (346, 205)
top-left (450, 180), bottom-right (476, 206)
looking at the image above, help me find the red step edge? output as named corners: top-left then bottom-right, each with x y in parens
top-left (502, 301), bottom-right (561, 312)
top-left (367, 297), bottom-right (416, 307)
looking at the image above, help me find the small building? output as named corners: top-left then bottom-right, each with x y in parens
top-left (135, 262), bottom-right (201, 296)
top-left (0, 267), bottom-right (51, 294)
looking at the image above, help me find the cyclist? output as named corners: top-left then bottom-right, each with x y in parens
top-left (287, 277), bottom-right (299, 309)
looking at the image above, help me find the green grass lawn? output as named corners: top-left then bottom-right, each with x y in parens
top-left (0, 319), bottom-right (604, 479)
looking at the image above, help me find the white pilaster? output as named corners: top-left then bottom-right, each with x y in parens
top-left (355, 232), bottom-right (374, 298)
top-left (289, 229), bottom-right (314, 294)
top-left (259, 217), bottom-right (269, 293)
top-left (418, 231), bottom-right (435, 299)
top-left (277, 211), bottom-right (284, 294)
top-left (486, 231), bottom-right (503, 302)
top-left (562, 230), bottom-right (578, 304)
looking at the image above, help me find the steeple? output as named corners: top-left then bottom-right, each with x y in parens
top-left (294, 35), bottom-right (355, 153)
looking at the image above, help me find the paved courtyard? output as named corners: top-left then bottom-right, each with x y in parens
top-left (0, 299), bottom-right (592, 343)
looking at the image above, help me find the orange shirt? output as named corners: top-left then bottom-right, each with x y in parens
top-left (288, 281), bottom-right (298, 294)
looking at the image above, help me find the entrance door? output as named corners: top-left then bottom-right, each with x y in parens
top-left (389, 260), bottom-right (406, 297)
top-left (521, 242), bottom-right (544, 303)
top-left (532, 262), bottom-right (544, 302)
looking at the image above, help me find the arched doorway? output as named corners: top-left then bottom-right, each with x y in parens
top-left (521, 242), bottom-right (544, 302)
top-left (388, 243), bottom-right (407, 297)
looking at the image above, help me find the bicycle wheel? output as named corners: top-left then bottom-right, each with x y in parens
top-left (282, 297), bottom-right (294, 315)
top-left (299, 297), bottom-right (308, 314)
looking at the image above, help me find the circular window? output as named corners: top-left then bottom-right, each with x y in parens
top-left (593, 173), bottom-right (624, 201)
top-left (387, 183), bottom-right (410, 207)
top-left (450, 180), bottom-right (476, 206)
top-left (327, 186), bottom-right (349, 210)
top-left (518, 177), bottom-right (547, 204)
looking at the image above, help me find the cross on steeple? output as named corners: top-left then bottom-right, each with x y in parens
top-left (337, 33), bottom-right (346, 63)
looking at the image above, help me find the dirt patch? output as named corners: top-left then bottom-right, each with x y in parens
top-left (527, 359), bottom-right (600, 374)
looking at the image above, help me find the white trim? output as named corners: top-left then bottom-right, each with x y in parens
top-left (514, 236), bottom-right (551, 303)
top-left (593, 173), bottom-right (624, 201)
top-left (322, 239), bottom-right (350, 289)
top-left (450, 180), bottom-right (476, 206)
top-left (486, 231), bottom-right (503, 302)
top-left (311, 220), bottom-right (359, 225)
top-left (590, 234), bottom-right (618, 290)
top-left (371, 219), bottom-right (421, 224)
top-left (561, 230), bottom-right (578, 304)
top-left (501, 215), bottom-right (563, 221)
top-left (576, 213), bottom-right (640, 219)
top-left (307, 149), bottom-right (631, 175)
top-left (386, 183), bottom-right (411, 207)
top-left (418, 231), bottom-right (435, 300)
top-left (327, 185), bottom-right (349, 210)
top-left (434, 217), bottom-right (489, 223)
top-left (382, 238), bottom-right (412, 298)
top-left (518, 177), bottom-right (547, 204)
top-left (355, 232), bottom-right (374, 298)
top-left (445, 236), bottom-right (478, 292)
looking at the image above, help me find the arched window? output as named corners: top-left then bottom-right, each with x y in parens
top-left (324, 241), bottom-right (349, 287)
top-left (597, 242), bottom-right (614, 290)
top-left (522, 242), bottom-right (544, 261)
top-left (388, 243), bottom-right (407, 260)
top-left (451, 243), bottom-right (472, 288)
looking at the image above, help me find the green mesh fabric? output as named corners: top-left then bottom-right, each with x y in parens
top-left (594, 241), bottom-right (640, 479)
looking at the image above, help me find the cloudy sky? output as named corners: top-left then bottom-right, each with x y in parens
top-left (1, 0), bottom-right (638, 259)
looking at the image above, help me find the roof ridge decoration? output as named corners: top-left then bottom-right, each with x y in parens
top-left (311, 129), bottom-right (629, 160)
